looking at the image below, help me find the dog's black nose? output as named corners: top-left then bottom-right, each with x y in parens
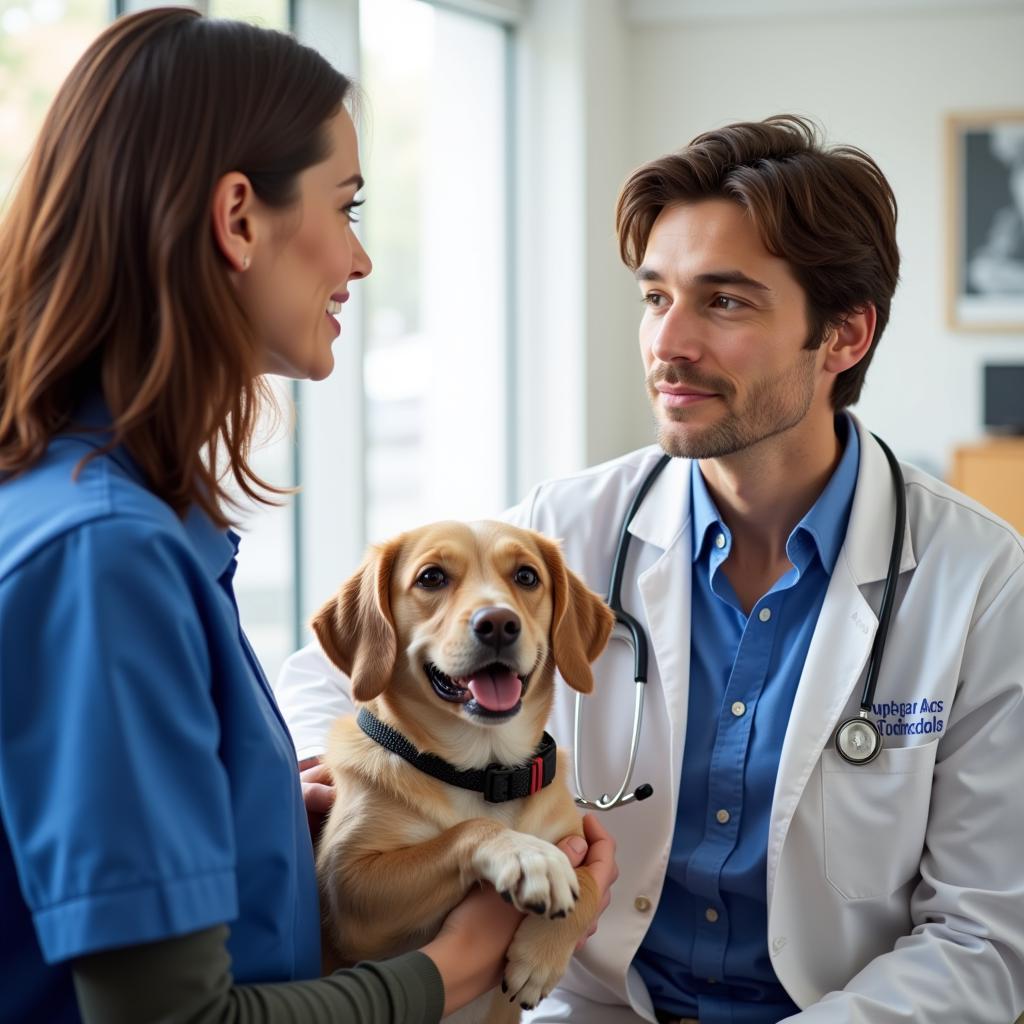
top-left (471, 606), bottom-right (521, 649)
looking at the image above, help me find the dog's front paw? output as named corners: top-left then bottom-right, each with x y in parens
top-left (501, 914), bottom-right (574, 1010)
top-left (472, 831), bottom-right (578, 917)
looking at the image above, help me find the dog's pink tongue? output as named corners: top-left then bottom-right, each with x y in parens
top-left (465, 669), bottom-right (523, 711)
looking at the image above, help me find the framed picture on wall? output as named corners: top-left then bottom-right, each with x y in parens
top-left (947, 110), bottom-right (1024, 332)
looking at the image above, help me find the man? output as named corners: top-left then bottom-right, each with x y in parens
top-left (277, 116), bottom-right (1024, 1023)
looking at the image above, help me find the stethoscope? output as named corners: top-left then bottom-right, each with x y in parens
top-left (573, 435), bottom-right (906, 811)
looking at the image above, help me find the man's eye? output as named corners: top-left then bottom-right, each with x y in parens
top-left (416, 567), bottom-right (447, 589)
top-left (642, 292), bottom-right (666, 308)
top-left (514, 566), bottom-right (540, 589)
top-left (712, 295), bottom-right (744, 311)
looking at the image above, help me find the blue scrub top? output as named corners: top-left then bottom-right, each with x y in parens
top-left (0, 423), bottom-right (321, 1023)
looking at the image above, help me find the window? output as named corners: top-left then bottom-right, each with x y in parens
top-left (359, 0), bottom-right (513, 543)
top-left (1, 0), bottom-right (517, 678)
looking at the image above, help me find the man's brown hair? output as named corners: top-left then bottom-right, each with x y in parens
top-left (616, 115), bottom-right (900, 409)
top-left (0, 8), bottom-right (352, 526)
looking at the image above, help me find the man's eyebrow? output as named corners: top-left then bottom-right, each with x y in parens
top-left (695, 270), bottom-right (771, 291)
top-left (633, 267), bottom-right (771, 292)
top-left (337, 174), bottom-right (364, 190)
top-left (635, 265), bottom-right (663, 282)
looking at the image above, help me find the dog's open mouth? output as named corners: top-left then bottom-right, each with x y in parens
top-left (425, 661), bottom-right (527, 718)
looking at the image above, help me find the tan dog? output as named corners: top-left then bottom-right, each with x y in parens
top-left (312, 520), bottom-right (614, 1023)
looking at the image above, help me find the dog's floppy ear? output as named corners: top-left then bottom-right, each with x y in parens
top-left (311, 537), bottom-right (403, 703)
top-left (534, 534), bottom-right (614, 694)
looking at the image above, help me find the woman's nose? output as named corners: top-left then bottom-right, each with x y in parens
top-left (349, 230), bottom-right (372, 281)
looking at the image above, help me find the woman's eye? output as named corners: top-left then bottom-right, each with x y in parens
top-left (514, 566), bottom-right (540, 589)
top-left (342, 199), bottom-right (364, 224)
top-left (416, 567), bottom-right (447, 589)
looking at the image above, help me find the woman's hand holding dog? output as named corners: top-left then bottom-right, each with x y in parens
top-left (421, 816), bottom-right (619, 1015)
top-left (300, 759), bottom-right (334, 845)
top-left (572, 814), bottom-right (618, 951)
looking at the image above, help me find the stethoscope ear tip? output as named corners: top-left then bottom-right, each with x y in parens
top-left (634, 784), bottom-right (654, 801)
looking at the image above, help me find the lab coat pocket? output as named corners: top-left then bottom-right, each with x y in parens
top-left (821, 742), bottom-right (937, 900)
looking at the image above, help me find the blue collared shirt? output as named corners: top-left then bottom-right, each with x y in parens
top-left (0, 417), bottom-right (320, 1023)
top-left (635, 415), bottom-right (860, 1024)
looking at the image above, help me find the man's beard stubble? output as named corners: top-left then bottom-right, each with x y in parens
top-left (648, 352), bottom-right (818, 460)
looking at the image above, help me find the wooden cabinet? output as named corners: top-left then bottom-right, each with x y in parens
top-left (948, 439), bottom-right (1024, 534)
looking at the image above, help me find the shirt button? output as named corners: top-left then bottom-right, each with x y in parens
top-left (731, 701), bottom-right (746, 717)
top-left (715, 533), bottom-right (726, 549)
top-left (634, 896), bottom-right (652, 913)
top-left (705, 907), bottom-right (719, 923)
top-left (758, 607), bottom-right (772, 622)
top-left (715, 808), bottom-right (731, 824)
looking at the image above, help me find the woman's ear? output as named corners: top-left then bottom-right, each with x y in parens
top-left (533, 533), bottom-right (615, 694)
top-left (210, 171), bottom-right (257, 273)
top-left (310, 537), bottom-right (403, 703)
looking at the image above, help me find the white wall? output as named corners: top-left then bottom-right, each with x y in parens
top-left (618, 1), bottom-right (1024, 475)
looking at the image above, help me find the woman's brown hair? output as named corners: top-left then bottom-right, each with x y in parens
top-left (0, 7), bottom-right (351, 526)
top-left (616, 115), bottom-right (900, 410)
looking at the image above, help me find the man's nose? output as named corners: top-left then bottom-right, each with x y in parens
top-left (648, 304), bottom-right (704, 364)
top-left (471, 606), bottom-right (521, 651)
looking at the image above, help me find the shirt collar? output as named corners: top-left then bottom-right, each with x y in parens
top-left (792, 412), bottom-right (859, 574)
top-left (689, 412), bottom-right (860, 576)
top-left (690, 456), bottom-right (724, 564)
top-left (183, 508), bottom-right (241, 584)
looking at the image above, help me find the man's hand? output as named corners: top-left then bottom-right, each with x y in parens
top-left (556, 813), bottom-right (619, 951)
top-left (300, 759), bottom-right (334, 846)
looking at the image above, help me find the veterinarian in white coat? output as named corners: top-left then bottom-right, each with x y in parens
top-left (276, 117), bottom-right (1024, 1024)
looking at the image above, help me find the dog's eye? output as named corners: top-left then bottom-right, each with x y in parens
top-left (514, 566), bottom-right (540, 589)
top-left (416, 567), bottom-right (448, 589)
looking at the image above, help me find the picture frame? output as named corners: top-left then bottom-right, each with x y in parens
top-left (946, 110), bottom-right (1024, 333)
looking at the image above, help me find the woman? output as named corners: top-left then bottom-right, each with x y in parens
top-left (0, 9), bottom-right (613, 1022)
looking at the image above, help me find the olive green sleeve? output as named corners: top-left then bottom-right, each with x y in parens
top-left (72, 923), bottom-right (445, 1024)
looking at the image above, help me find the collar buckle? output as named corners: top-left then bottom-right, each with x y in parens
top-left (482, 763), bottom-right (516, 803)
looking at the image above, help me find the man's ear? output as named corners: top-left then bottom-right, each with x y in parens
top-left (310, 537), bottom-right (403, 703)
top-left (822, 303), bottom-right (877, 376)
top-left (533, 533), bottom-right (614, 694)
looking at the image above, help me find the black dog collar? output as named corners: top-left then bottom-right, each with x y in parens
top-left (356, 707), bottom-right (557, 803)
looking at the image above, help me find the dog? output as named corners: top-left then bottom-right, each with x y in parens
top-left (312, 519), bottom-right (614, 1023)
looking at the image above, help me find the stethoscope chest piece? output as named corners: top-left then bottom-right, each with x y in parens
top-left (836, 714), bottom-right (883, 765)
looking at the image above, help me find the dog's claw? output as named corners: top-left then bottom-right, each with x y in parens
top-left (526, 901), bottom-right (547, 915)
top-left (550, 909), bottom-right (567, 919)
top-left (500, 890), bottom-right (512, 903)
top-left (520, 1003), bottom-right (534, 1011)
top-left (501, 979), bottom-right (508, 993)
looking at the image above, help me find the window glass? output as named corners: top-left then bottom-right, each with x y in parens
top-left (360, 0), bottom-right (510, 543)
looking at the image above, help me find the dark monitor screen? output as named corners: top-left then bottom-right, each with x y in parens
top-left (984, 365), bottom-right (1024, 434)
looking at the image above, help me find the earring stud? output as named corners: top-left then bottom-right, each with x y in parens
top-left (242, 255), bottom-right (250, 270)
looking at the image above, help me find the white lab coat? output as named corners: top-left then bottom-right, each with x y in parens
top-left (275, 420), bottom-right (1024, 1023)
